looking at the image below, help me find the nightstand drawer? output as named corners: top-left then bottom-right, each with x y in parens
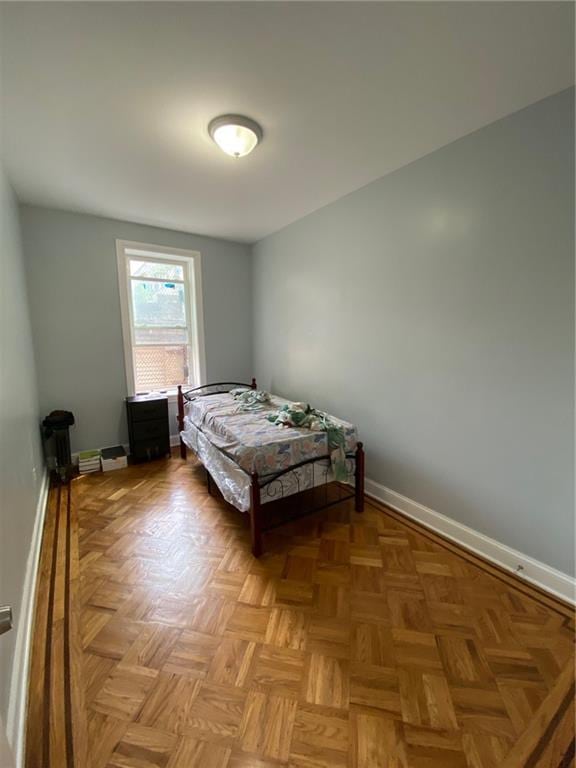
top-left (129, 399), bottom-right (168, 422)
top-left (132, 419), bottom-right (169, 442)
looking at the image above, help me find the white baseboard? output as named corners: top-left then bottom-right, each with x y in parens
top-left (6, 470), bottom-right (50, 767)
top-left (365, 478), bottom-right (575, 605)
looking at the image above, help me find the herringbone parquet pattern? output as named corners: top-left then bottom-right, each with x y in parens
top-left (71, 456), bottom-right (574, 767)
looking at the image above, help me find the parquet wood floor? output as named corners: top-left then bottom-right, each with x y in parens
top-left (26, 454), bottom-right (575, 767)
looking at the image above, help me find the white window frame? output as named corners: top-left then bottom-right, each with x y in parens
top-left (116, 239), bottom-right (206, 397)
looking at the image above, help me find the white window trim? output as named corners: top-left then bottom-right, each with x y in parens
top-left (116, 239), bottom-right (207, 398)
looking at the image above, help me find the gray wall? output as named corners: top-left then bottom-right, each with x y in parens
top-left (0, 164), bottom-right (43, 728)
top-left (253, 88), bottom-right (575, 575)
top-left (21, 206), bottom-right (253, 452)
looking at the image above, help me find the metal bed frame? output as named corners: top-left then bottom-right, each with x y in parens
top-left (177, 379), bottom-right (364, 556)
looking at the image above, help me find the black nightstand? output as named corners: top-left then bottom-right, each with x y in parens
top-left (125, 394), bottom-right (170, 461)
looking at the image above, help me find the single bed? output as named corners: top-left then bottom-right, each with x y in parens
top-left (177, 380), bottom-right (364, 555)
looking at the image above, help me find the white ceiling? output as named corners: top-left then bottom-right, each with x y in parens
top-left (1, 2), bottom-right (573, 243)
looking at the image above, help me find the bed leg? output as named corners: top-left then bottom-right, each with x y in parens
top-left (249, 473), bottom-right (263, 557)
top-left (177, 385), bottom-right (187, 460)
top-left (355, 442), bottom-right (365, 513)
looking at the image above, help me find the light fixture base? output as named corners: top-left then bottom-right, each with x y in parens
top-left (208, 114), bottom-right (263, 158)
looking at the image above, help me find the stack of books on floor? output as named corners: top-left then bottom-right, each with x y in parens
top-left (101, 445), bottom-right (128, 472)
top-left (78, 449), bottom-right (101, 474)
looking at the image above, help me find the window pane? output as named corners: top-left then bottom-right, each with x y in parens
top-left (134, 327), bottom-right (189, 345)
top-left (131, 279), bottom-right (186, 327)
top-left (134, 345), bottom-right (190, 391)
top-left (129, 259), bottom-right (184, 280)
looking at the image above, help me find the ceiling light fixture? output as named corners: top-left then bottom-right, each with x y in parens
top-left (208, 114), bottom-right (263, 158)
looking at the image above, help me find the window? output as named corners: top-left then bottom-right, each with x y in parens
top-left (116, 240), bottom-right (206, 395)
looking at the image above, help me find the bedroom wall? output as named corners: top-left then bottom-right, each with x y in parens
top-left (253, 88), bottom-right (575, 576)
top-left (21, 206), bottom-right (253, 452)
top-left (0, 163), bottom-right (44, 745)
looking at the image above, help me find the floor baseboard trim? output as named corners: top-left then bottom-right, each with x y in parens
top-left (6, 469), bottom-right (50, 767)
top-left (365, 477), bottom-right (575, 606)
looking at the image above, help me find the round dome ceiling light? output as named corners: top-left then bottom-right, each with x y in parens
top-left (208, 114), bottom-right (263, 158)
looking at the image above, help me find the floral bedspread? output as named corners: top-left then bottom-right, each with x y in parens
top-left (185, 393), bottom-right (357, 475)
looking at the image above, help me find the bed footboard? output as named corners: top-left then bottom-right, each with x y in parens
top-left (248, 441), bottom-right (365, 557)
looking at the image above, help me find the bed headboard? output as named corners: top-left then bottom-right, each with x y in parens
top-left (177, 379), bottom-right (256, 458)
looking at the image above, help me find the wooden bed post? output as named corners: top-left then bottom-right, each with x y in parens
top-left (251, 377), bottom-right (257, 389)
top-left (177, 385), bottom-right (187, 460)
top-left (249, 473), bottom-right (263, 557)
top-left (355, 442), bottom-right (365, 513)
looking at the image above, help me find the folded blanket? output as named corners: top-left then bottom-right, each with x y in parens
top-left (267, 402), bottom-right (348, 480)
